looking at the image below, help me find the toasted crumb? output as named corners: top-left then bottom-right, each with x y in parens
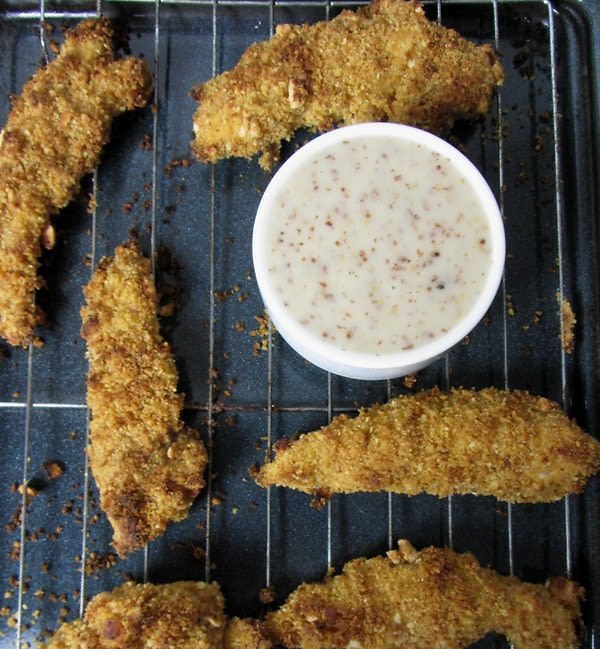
top-left (84, 552), bottom-right (117, 576)
top-left (506, 293), bottom-right (515, 316)
top-left (259, 587), bottom-right (275, 605)
top-left (256, 387), bottom-right (600, 503)
top-left (42, 461), bottom-right (64, 480)
top-left (559, 294), bottom-right (576, 354)
top-left (16, 483), bottom-right (39, 504)
top-left (191, 0), bottom-right (503, 169)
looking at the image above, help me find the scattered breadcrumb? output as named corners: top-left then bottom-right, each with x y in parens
top-left (402, 374), bottom-right (418, 389)
top-left (42, 582), bottom-right (272, 649)
top-left (250, 313), bottom-right (272, 356)
top-left (225, 617), bottom-right (273, 649)
top-left (84, 552), bottom-right (118, 576)
top-left (215, 285), bottom-right (248, 303)
top-left (42, 462), bottom-right (64, 480)
top-left (140, 133), bottom-right (153, 150)
top-left (258, 587), bottom-right (275, 605)
top-left (16, 483), bottom-right (39, 504)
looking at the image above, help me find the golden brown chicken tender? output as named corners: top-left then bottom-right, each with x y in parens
top-left (255, 387), bottom-right (600, 503)
top-left (0, 18), bottom-right (151, 347)
top-left (191, 0), bottom-right (503, 169)
top-left (81, 243), bottom-right (207, 556)
top-left (43, 581), bottom-right (226, 649)
top-left (265, 539), bottom-right (583, 649)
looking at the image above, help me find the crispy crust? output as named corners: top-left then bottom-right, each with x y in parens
top-left (265, 539), bottom-right (584, 649)
top-left (559, 295), bottom-right (576, 353)
top-left (44, 582), bottom-right (273, 649)
top-left (191, 0), bottom-right (503, 169)
top-left (0, 18), bottom-right (152, 347)
top-left (224, 618), bottom-right (273, 649)
top-left (43, 581), bottom-right (226, 648)
top-left (255, 387), bottom-right (600, 503)
top-left (81, 242), bottom-right (207, 556)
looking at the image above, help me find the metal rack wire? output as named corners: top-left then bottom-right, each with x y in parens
top-left (0, 0), bottom-right (596, 647)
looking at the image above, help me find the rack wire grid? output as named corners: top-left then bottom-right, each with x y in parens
top-left (0, 0), bottom-right (599, 647)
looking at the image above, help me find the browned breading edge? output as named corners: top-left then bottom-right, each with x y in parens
top-left (0, 18), bottom-right (152, 347)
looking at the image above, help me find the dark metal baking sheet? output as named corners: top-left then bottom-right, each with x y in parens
top-left (0, 0), bottom-right (599, 647)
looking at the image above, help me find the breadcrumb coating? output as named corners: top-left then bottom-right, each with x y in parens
top-left (265, 539), bottom-right (583, 649)
top-left (0, 18), bottom-right (151, 347)
top-left (256, 387), bottom-right (600, 503)
top-left (191, 0), bottom-right (503, 169)
top-left (81, 243), bottom-right (207, 556)
top-left (44, 581), bottom-right (226, 648)
top-left (224, 617), bottom-right (273, 649)
top-left (44, 581), bottom-right (273, 649)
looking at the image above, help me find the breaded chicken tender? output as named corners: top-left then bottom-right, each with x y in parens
top-left (191, 0), bottom-right (503, 169)
top-left (81, 243), bottom-right (207, 556)
top-left (0, 18), bottom-right (151, 347)
top-left (44, 581), bottom-right (272, 649)
top-left (265, 539), bottom-right (583, 649)
top-left (44, 581), bottom-right (226, 648)
top-left (224, 617), bottom-right (273, 649)
top-left (255, 387), bottom-right (600, 503)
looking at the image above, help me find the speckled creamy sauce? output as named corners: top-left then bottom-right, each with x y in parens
top-left (266, 137), bottom-right (492, 355)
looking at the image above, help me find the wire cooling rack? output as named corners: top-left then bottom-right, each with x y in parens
top-left (0, 0), bottom-right (599, 647)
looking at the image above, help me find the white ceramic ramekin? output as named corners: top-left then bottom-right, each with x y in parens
top-left (252, 123), bottom-right (505, 380)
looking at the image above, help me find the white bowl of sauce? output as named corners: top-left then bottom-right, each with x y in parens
top-left (252, 123), bottom-right (505, 380)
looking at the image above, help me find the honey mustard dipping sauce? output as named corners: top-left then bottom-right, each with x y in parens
top-left (253, 124), bottom-right (505, 379)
